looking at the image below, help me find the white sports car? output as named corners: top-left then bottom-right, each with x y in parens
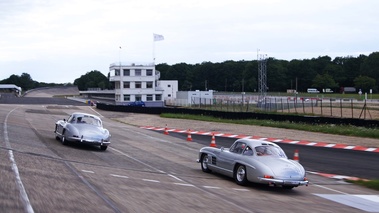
top-left (198, 138), bottom-right (308, 189)
top-left (54, 112), bottom-right (111, 150)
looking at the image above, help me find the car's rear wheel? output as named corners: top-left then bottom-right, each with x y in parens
top-left (234, 164), bottom-right (248, 185)
top-left (200, 154), bottom-right (211, 173)
top-left (100, 145), bottom-right (107, 151)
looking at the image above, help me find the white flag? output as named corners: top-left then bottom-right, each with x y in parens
top-left (153, 33), bottom-right (164, 41)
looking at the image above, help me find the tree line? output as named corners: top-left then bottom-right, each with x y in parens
top-left (1, 52), bottom-right (378, 93)
top-left (156, 52), bottom-right (379, 93)
top-left (0, 73), bottom-right (66, 91)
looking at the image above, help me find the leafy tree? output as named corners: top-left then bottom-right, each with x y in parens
top-left (312, 73), bottom-right (339, 90)
top-left (74, 70), bottom-right (109, 91)
top-left (353, 75), bottom-right (377, 93)
top-left (0, 73), bottom-right (36, 91)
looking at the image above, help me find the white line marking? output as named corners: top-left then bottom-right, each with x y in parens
top-left (167, 174), bottom-right (184, 182)
top-left (232, 188), bottom-right (250, 192)
top-left (142, 179), bottom-right (160, 183)
top-left (312, 184), bottom-right (348, 195)
top-left (173, 183), bottom-right (195, 187)
top-left (110, 174), bottom-right (129, 179)
top-left (110, 147), bottom-right (166, 173)
top-left (4, 108), bottom-right (34, 213)
top-left (325, 144), bottom-right (336, 148)
top-left (88, 107), bottom-right (104, 117)
top-left (203, 186), bottom-right (221, 189)
top-left (81, 170), bottom-right (94, 173)
top-left (354, 195), bottom-right (379, 203)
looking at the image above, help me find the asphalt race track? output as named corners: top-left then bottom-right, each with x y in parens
top-left (1, 96), bottom-right (378, 212)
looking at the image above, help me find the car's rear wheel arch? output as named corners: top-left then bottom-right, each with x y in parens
top-left (234, 163), bottom-right (248, 186)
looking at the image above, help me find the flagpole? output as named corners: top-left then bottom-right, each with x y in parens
top-left (153, 33), bottom-right (164, 65)
top-left (153, 40), bottom-right (156, 65)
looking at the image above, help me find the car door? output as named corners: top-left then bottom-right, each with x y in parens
top-left (217, 142), bottom-right (246, 176)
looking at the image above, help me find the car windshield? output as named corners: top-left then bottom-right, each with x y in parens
top-left (75, 116), bottom-right (102, 127)
top-left (255, 145), bottom-right (286, 158)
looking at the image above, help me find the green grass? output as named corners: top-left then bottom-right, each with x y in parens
top-left (346, 179), bottom-right (379, 191)
top-left (161, 113), bottom-right (379, 139)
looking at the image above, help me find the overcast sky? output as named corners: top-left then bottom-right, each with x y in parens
top-left (1, 0), bottom-right (378, 83)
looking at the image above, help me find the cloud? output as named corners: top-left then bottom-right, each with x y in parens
top-left (0, 0), bottom-right (378, 83)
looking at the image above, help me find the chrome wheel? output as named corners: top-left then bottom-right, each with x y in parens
top-left (201, 154), bottom-right (211, 173)
top-left (234, 165), bottom-right (248, 185)
top-left (61, 130), bottom-right (67, 145)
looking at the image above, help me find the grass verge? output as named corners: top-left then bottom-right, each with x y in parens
top-left (346, 179), bottom-right (379, 191)
top-left (160, 113), bottom-right (379, 139)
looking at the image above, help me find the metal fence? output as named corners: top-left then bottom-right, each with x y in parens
top-left (184, 96), bottom-right (379, 120)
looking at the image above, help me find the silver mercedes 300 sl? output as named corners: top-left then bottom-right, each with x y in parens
top-left (54, 112), bottom-right (111, 150)
top-left (198, 138), bottom-right (308, 189)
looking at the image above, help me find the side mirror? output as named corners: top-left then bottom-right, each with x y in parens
top-left (220, 147), bottom-right (224, 152)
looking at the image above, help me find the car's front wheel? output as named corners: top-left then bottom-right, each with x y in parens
top-left (234, 164), bottom-right (248, 186)
top-left (200, 154), bottom-right (211, 173)
top-left (61, 130), bottom-right (68, 145)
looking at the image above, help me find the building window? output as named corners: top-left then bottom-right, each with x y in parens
top-left (135, 81), bottom-right (142, 88)
top-left (146, 69), bottom-right (153, 76)
top-left (123, 69), bottom-right (130, 76)
top-left (123, 94), bottom-right (130, 101)
top-left (146, 94), bottom-right (153, 101)
top-left (135, 95), bottom-right (142, 101)
top-left (167, 84), bottom-right (171, 87)
top-left (115, 94), bottom-right (120, 101)
top-left (135, 69), bottom-right (141, 76)
top-left (146, 81), bottom-right (153, 88)
top-left (115, 69), bottom-right (120, 76)
top-left (156, 94), bottom-right (162, 101)
top-left (123, 81), bottom-right (130, 88)
top-left (115, 82), bottom-right (120, 89)
top-left (168, 94), bottom-right (171, 97)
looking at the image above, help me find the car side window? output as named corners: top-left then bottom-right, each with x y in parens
top-left (231, 142), bottom-right (246, 154)
top-left (243, 146), bottom-right (254, 156)
top-left (67, 115), bottom-right (75, 123)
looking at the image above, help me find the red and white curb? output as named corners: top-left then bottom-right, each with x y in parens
top-left (140, 126), bottom-right (379, 153)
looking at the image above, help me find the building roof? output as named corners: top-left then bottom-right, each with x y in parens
top-left (0, 84), bottom-right (22, 91)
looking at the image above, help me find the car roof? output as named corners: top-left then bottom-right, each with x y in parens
top-left (71, 112), bottom-right (101, 120)
top-left (234, 138), bottom-right (280, 148)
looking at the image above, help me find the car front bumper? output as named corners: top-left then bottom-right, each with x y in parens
top-left (67, 137), bottom-right (111, 146)
top-left (258, 177), bottom-right (309, 186)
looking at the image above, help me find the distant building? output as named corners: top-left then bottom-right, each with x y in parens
top-left (175, 90), bottom-right (214, 106)
top-left (109, 62), bottom-right (178, 106)
top-left (0, 84), bottom-right (22, 96)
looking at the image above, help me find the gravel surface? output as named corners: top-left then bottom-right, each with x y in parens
top-left (112, 113), bottom-right (379, 148)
